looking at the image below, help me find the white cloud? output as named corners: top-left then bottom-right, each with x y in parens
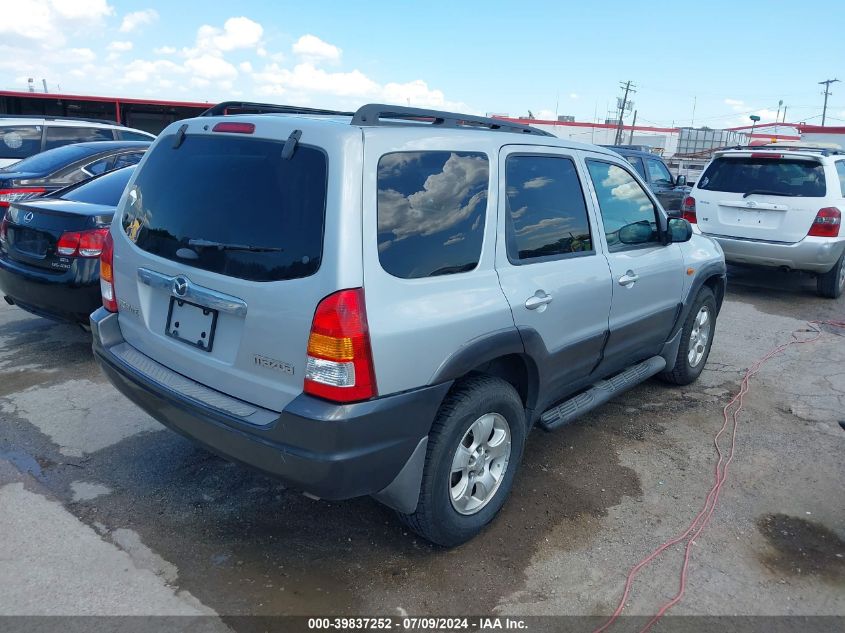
top-left (154, 46), bottom-right (176, 55)
top-left (185, 54), bottom-right (238, 81)
top-left (253, 62), bottom-right (378, 97)
top-left (569, 93), bottom-right (579, 99)
top-left (121, 58), bottom-right (185, 84)
top-left (120, 9), bottom-right (158, 33)
top-left (0, 0), bottom-right (113, 48)
top-left (524, 176), bottom-right (552, 189)
top-left (53, 0), bottom-right (113, 20)
top-left (107, 40), bottom-right (133, 53)
top-left (292, 34), bottom-right (341, 64)
top-left (195, 17), bottom-right (263, 53)
top-left (239, 61), bottom-right (253, 73)
top-left (724, 98), bottom-right (744, 106)
top-left (444, 233), bottom-right (465, 246)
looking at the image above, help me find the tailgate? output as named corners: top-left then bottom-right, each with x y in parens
top-left (696, 155), bottom-right (827, 243)
top-left (111, 119), bottom-right (358, 413)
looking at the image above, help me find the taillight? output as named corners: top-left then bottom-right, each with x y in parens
top-left (100, 231), bottom-right (117, 312)
top-left (808, 207), bottom-right (841, 238)
top-left (0, 188), bottom-right (46, 208)
top-left (681, 196), bottom-right (697, 223)
top-left (56, 228), bottom-right (109, 257)
top-left (0, 212), bottom-right (8, 247)
top-left (304, 288), bottom-right (377, 403)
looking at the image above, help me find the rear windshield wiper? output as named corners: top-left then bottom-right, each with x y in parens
top-left (187, 238), bottom-right (283, 253)
top-left (742, 189), bottom-right (797, 198)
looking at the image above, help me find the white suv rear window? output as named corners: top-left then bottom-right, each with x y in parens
top-left (699, 156), bottom-right (826, 197)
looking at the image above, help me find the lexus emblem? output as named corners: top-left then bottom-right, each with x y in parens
top-left (23, 211), bottom-right (34, 223)
top-left (173, 277), bottom-right (188, 297)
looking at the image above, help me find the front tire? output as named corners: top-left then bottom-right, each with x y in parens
top-left (398, 376), bottom-right (526, 547)
top-left (817, 253), bottom-right (845, 299)
top-left (660, 286), bottom-right (717, 386)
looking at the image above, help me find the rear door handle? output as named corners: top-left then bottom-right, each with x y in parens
top-left (525, 290), bottom-right (553, 311)
top-left (618, 271), bottom-right (639, 287)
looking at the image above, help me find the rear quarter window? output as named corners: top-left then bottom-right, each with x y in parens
top-left (44, 126), bottom-right (115, 150)
top-left (122, 134), bottom-right (327, 282)
top-left (699, 156), bottom-right (826, 197)
top-left (0, 125), bottom-right (42, 159)
top-left (377, 151), bottom-right (488, 279)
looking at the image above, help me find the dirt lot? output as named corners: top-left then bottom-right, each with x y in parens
top-left (0, 265), bottom-right (843, 627)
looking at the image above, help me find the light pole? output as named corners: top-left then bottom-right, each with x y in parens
top-left (749, 114), bottom-right (761, 142)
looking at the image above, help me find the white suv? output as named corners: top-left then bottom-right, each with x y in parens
top-left (0, 116), bottom-right (155, 168)
top-left (684, 146), bottom-right (845, 298)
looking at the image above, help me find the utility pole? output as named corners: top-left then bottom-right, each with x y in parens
top-left (819, 78), bottom-right (840, 126)
top-left (629, 110), bottom-right (637, 144)
top-left (782, 105), bottom-right (787, 123)
top-left (614, 80), bottom-right (636, 145)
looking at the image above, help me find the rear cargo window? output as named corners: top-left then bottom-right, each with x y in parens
top-left (699, 157), bottom-right (826, 197)
top-left (122, 134), bottom-right (327, 282)
top-left (377, 151), bottom-right (488, 279)
top-left (0, 125), bottom-right (42, 160)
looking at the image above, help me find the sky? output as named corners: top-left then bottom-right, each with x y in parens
top-left (1, 0), bottom-right (844, 130)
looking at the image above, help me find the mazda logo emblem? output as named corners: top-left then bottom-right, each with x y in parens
top-left (23, 211), bottom-right (34, 223)
top-left (173, 277), bottom-right (188, 296)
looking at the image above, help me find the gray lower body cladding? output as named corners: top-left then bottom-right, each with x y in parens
top-left (90, 308), bottom-right (450, 506)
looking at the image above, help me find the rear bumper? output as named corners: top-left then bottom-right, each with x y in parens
top-left (702, 233), bottom-right (845, 273)
top-left (0, 253), bottom-right (100, 323)
top-left (90, 308), bottom-right (449, 510)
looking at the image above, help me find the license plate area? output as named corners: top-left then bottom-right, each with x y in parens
top-left (166, 298), bottom-right (218, 352)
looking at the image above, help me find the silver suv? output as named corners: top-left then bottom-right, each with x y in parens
top-left (686, 145), bottom-right (845, 298)
top-left (91, 102), bottom-right (726, 546)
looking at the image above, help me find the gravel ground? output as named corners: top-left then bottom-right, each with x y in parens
top-left (0, 265), bottom-right (842, 628)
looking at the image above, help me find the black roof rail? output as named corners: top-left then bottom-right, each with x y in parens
top-left (200, 101), bottom-right (353, 118)
top-left (0, 113), bottom-right (120, 125)
top-left (351, 104), bottom-right (554, 137)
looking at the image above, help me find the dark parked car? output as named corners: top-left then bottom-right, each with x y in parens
top-left (0, 141), bottom-right (148, 210)
top-left (602, 145), bottom-right (690, 214)
top-left (0, 166), bottom-right (134, 324)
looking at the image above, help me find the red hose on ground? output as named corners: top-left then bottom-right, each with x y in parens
top-left (594, 319), bottom-right (845, 633)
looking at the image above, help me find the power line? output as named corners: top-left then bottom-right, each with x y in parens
top-left (819, 78), bottom-right (840, 126)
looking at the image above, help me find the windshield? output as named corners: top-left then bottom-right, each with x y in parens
top-left (1, 143), bottom-right (94, 175)
top-left (698, 156), bottom-right (826, 197)
top-left (122, 133), bottom-right (327, 282)
top-left (60, 167), bottom-right (134, 206)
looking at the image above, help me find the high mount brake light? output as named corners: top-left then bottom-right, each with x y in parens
top-left (212, 122), bottom-right (255, 134)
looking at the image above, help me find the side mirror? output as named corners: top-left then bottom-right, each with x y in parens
top-left (667, 217), bottom-right (693, 243)
top-left (618, 221), bottom-right (655, 245)
top-left (675, 174), bottom-right (687, 186)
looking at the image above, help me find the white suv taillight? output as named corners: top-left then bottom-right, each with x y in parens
top-left (100, 231), bottom-right (118, 312)
top-left (681, 196), bottom-right (697, 224)
top-left (807, 207), bottom-right (841, 238)
top-left (304, 288), bottom-right (377, 403)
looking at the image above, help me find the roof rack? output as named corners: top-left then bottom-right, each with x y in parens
top-left (0, 113), bottom-right (120, 125)
top-left (723, 145), bottom-right (843, 156)
top-left (351, 104), bottom-right (553, 136)
top-left (200, 101), bottom-right (353, 118)
top-left (200, 101), bottom-right (553, 137)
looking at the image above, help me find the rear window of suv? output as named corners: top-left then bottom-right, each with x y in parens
top-left (121, 134), bottom-right (327, 282)
top-left (0, 126), bottom-right (42, 160)
top-left (698, 156), bottom-right (826, 197)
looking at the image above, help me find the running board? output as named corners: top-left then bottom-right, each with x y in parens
top-left (539, 356), bottom-right (666, 431)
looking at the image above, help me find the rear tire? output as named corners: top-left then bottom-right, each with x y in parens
top-left (660, 286), bottom-right (717, 386)
top-left (397, 376), bottom-right (526, 547)
top-left (816, 253), bottom-right (845, 299)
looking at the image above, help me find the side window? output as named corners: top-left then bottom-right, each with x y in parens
top-left (586, 160), bottom-right (661, 252)
top-left (646, 158), bottom-right (674, 185)
top-left (505, 155), bottom-right (593, 262)
top-left (44, 126), bottom-right (114, 151)
top-left (112, 152), bottom-right (145, 170)
top-left (0, 125), bottom-right (43, 159)
top-left (377, 151), bottom-right (488, 279)
top-left (84, 157), bottom-right (113, 176)
top-left (836, 161), bottom-right (845, 197)
top-left (626, 156), bottom-right (646, 180)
